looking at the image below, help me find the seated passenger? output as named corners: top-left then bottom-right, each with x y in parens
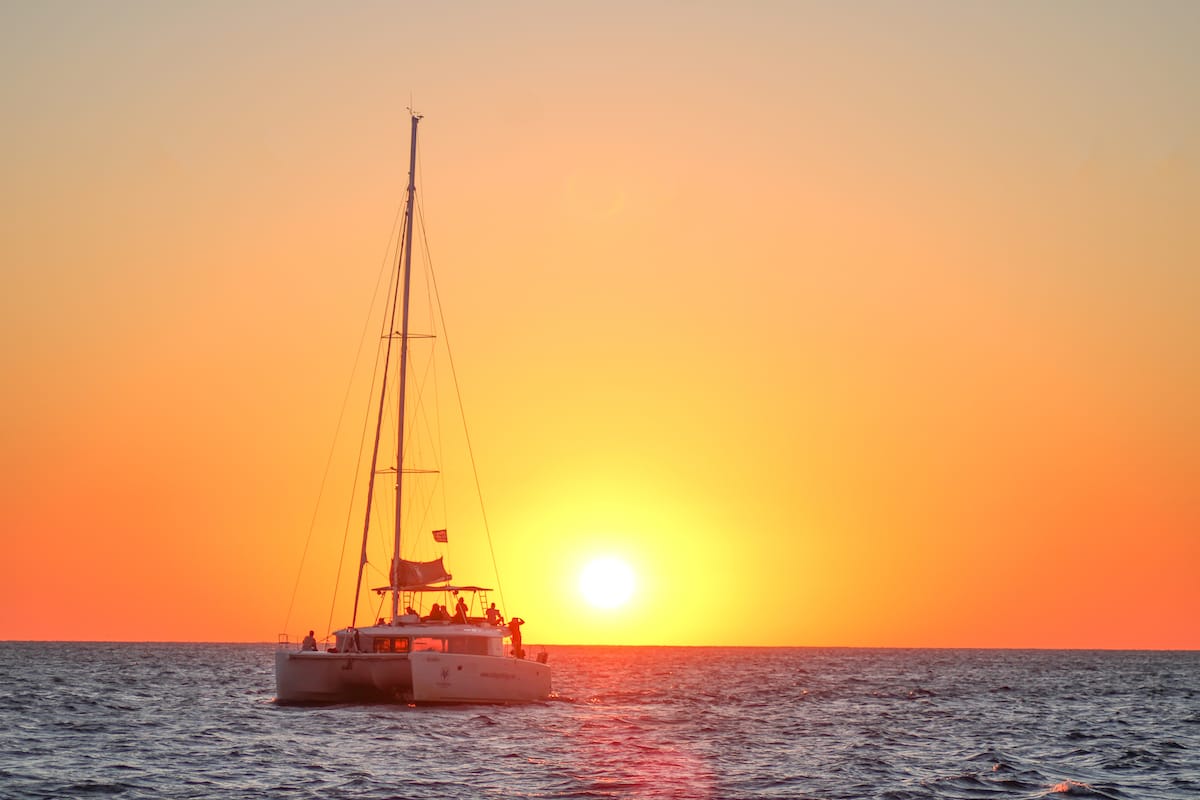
top-left (485, 603), bottom-right (503, 626)
top-left (422, 603), bottom-right (451, 622)
top-left (452, 597), bottom-right (469, 623)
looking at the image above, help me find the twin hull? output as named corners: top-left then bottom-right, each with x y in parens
top-left (274, 650), bottom-right (551, 704)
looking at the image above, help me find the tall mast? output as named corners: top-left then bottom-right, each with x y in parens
top-left (391, 112), bottom-right (421, 622)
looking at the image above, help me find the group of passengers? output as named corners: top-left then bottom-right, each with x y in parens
top-left (418, 598), bottom-right (506, 625)
top-left (423, 597), bottom-right (466, 623)
top-left (298, 599), bottom-right (521, 653)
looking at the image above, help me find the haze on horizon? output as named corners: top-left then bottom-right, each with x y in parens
top-left (1, 2), bottom-right (1196, 649)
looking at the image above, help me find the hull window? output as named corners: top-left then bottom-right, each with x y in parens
top-left (373, 637), bottom-right (412, 654)
top-left (448, 637), bottom-right (491, 655)
top-left (411, 637), bottom-right (447, 653)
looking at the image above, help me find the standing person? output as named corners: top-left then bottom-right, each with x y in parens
top-left (301, 630), bottom-right (317, 651)
top-left (508, 617), bottom-right (525, 659)
top-left (453, 596), bottom-right (469, 623)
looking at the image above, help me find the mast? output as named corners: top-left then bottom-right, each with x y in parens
top-left (391, 112), bottom-right (421, 622)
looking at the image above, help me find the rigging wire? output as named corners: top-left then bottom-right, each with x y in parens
top-left (350, 192), bottom-right (413, 628)
top-left (416, 198), bottom-right (452, 569)
top-left (400, 261), bottom-right (446, 567)
top-left (328, 213), bottom-right (405, 635)
top-left (408, 161), bottom-right (451, 565)
top-left (282, 201), bottom-right (405, 638)
top-left (416, 197), bottom-right (508, 614)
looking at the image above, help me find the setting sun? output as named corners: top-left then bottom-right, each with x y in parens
top-left (579, 557), bottom-right (636, 609)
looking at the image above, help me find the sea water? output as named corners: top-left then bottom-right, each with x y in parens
top-left (0, 644), bottom-right (1196, 799)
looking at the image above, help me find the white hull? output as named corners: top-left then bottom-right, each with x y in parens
top-left (274, 649), bottom-right (550, 704)
top-left (408, 651), bottom-right (550, 703)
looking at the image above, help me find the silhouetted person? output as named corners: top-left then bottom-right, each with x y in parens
top-left (423, 603), bottom-right (451, 622)
top-left (508, 617), bottom-right (525, 659)
top-left (486, 603), bottom-right (503, 626)
top-left (301, 630), bottom-right (317, 651)
top-left (453, 597), bottom-right (469, 623)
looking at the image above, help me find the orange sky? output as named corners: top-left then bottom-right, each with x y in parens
top-left (1, 2), bottom-right (1197, 648)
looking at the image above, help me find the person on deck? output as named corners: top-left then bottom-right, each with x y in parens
top-left (301, 630), bottom-right (317, 651)
top-left (508, 617), bottom-right (525, 659)
top-left (486, 603), bottom-right (503, 626)
top-left (453, 597), bottom-right (469, 623)
top-left (423, 604), bottom-right (451, 622)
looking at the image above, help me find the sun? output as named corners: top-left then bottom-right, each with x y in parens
top-left (579, 557), bottom-right (636, 609)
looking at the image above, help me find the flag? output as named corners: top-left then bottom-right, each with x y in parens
top-left (432, 529), bottom-right (448, 543)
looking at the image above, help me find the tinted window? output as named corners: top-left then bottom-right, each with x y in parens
top-left (411, 637), bottom-right (446, 652)
top-left (448, 637), bottom-right (490, 655)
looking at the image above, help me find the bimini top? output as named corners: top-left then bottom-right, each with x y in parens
top-left (371, 557), bottom-right (492, 594)
top-left (340, 621), bottom-right (506, 636)
top-left (372, 583), bottom-right (494, 594)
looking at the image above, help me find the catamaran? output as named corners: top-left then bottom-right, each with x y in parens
top-left (274, 114), bottom-right (551, 704)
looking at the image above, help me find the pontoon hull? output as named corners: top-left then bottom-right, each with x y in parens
top-left (408, 651), bottom-right (550, 703)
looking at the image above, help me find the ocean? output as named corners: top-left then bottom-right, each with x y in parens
top-left (0, 644), bottom-right (1195, 799)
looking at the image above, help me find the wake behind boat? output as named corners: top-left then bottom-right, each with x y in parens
top-left (274, 114), bottom-right (550, 704)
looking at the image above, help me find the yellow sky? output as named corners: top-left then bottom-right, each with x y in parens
top-left (1, 2), bottom-right (1197, 647)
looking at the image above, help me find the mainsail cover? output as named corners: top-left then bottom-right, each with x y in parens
top-left (390, 557), bottom-right (452, 588)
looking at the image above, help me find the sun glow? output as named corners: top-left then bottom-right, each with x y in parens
top-left (579, 557), bottom-right (636, 609)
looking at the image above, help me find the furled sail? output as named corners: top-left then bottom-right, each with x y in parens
top-left (390, 557), bottom-right (452, 588)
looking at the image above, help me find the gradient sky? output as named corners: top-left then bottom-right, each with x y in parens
top-left (1, 1), bottom-right (1197, 647)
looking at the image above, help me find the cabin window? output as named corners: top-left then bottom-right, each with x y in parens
top-left (411, 637), bottom-right (446, 653)
top-left (447, 637), bottom-right (490, 655)
top-left (373, 637), bottom-right (411, 653)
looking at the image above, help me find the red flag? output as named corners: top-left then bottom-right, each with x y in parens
top-left (432, 529), bottom-right (448, 543)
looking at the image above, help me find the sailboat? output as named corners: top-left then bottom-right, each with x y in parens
top-left (274, 114), bottom-right (551, 704)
